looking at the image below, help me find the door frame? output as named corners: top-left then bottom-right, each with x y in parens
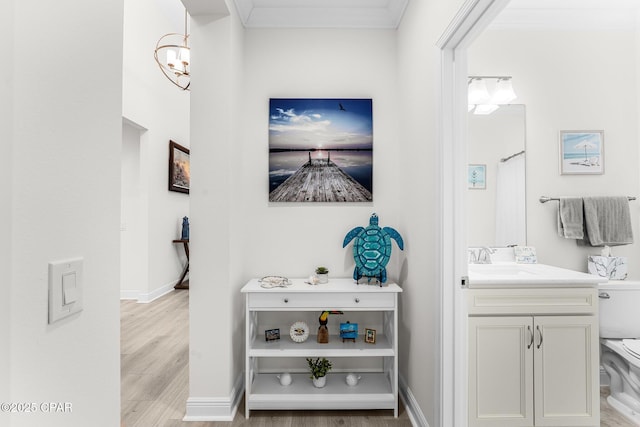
top-left (436, 1), bottom-right (511, 425)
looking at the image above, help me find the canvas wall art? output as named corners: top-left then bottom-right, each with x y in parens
top-left (468, 164), bottom-right (486, 189)
top-left (268, 98), bottom-right (373, 202)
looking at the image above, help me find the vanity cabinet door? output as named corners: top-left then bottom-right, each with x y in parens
top-left (533, 316), bottom-right (599, 427)
top-left (469, 316), bottom-right (534, 427)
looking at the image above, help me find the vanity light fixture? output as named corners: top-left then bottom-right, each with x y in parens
top-left (154, 9), bottom-right (191, 91)
top-left (468, 76), bottom-right (517, 115)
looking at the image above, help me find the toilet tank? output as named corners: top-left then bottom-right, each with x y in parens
top-left (599, 282), bottom-right (640, 338)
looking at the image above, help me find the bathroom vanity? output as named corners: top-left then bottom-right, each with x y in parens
top-left (467, 263), bottom-right (605, 427)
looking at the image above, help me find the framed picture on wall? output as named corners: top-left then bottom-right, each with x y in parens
top-left (169, 140), bottom-right (190, 194)
top-left (559, 130), bottom-right (604, 175)
top-left (268, 98), bottom-right (373, 202)
top-left (468, 164), bottom-right (486, 189)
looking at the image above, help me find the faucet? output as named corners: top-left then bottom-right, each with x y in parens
top-left (477, 247), bottom-right (495, 264)
top-left (468, 248), bottom-right (478, 264)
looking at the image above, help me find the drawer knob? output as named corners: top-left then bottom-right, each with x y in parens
top-left (283, 298), bottom-right (289, 303)
top-left (355, 298), bottom-right (360, 303)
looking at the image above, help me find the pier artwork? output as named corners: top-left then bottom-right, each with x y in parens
top-left (269, 155), bottom-right (372, 202)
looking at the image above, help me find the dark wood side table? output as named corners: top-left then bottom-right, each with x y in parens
top-left (172, 239), bottom-right (189, 289)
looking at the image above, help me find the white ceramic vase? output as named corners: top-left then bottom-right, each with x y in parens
top-left (312, 376), bottom-right (327, 388)
top-left (317, 273), bottom-right (329, 284)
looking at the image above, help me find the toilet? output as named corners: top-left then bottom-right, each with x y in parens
top-left (599, 281), bottom-right (640, 426)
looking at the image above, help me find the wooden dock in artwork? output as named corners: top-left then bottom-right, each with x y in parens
top-left (269, 158), bottom-right (372, 202)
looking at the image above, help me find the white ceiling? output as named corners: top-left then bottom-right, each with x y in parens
top-left (174, 0), bottom-right (640, 31)
top-left (231, 0), bottom-right (409, 29)
top-left (491, 0), bottom-right (640, 30)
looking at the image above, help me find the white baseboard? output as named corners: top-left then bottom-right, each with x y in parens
top-left (399, 374), bottom-right (429, 427)
top-left (120, 280), bottom-right (177, 303)
top-left (183, 373), bottom-right (243, 421)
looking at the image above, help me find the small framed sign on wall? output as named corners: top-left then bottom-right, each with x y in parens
top-left (468, 164), bottom-right (486, 189)
top-left (169, 140), bottom-right (190, 194)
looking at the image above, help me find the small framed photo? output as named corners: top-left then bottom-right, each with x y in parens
top-left (265, 328), bottom-right (280, 341)
top-left (559, 130), bottom-right (604, 175)
top-left (364, 328), bottom-right (376, 344)
top-left (169, 140), bottom-right (190, 193)
top-left (468, 164), bottom-right (486, 189)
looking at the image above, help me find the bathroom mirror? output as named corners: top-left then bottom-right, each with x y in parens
top-left (467, 104), bottom-right (526, 247)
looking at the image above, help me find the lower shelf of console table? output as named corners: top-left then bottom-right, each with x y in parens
top-left (248, 372), bottom-right (395, 411)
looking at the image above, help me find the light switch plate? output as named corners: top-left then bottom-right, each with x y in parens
top-left (48, 257), bottom-right (83, 324)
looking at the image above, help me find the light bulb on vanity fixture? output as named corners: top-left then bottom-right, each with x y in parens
top-left (468, 76), bottom-right (517, 115)
top-left (154, 9), bottom-right (191, 91)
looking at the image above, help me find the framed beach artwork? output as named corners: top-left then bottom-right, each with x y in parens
top-left (468, 164), bottom-right (486, 189)
top-left (559, 130), bottom-right (604, 175)
top-left (169, 140), bottom-right (190, 194)
top-left (268, 98), bottom-right (373, 202)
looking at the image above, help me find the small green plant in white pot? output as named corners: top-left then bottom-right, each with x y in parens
top-left (307, 357), bottom-right (332, 388)
top-left (315, 266), bottom-right (329, 284)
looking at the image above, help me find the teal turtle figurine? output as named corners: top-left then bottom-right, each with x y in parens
top-left (342, 213), bottom-right (404, 284)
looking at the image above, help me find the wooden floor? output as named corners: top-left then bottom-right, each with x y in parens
top-left (122, 289), bottom-right (637, 427)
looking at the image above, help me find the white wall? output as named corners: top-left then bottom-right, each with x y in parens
top-left (121, 122), bottom-right (149, 297)
top-left (122, 0), bottom-right (190, 300)
top-left (0, 0), bottom-right (13, 409)
top-left (396, 0), bottom-right (468, 425)
top-left (187, 6), bottom-right (408, 419)
top-left (469, 29), bottom-right (640, 278)
top-left (7, 1), bottom-right (123, 426)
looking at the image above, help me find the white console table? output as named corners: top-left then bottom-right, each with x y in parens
top-left (241, 278), bottom-right (402, 418)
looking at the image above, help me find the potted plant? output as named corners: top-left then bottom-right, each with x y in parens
top-left (315, 266), bottom-right (329, 284)
top-left (306, 357), bottom-right (332, 388)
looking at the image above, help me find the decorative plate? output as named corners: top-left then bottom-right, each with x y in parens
top-left (289, 321), bottom-right (310, 343)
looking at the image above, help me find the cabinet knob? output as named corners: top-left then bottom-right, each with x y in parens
top-left (355, 298), bottom-right (360, 303)
top-left (283, 298), bottom-right (289, 303)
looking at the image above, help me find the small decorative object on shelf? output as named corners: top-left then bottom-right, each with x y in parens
top-left (289, 321), bottom-right (309, 343)
top-left (345, 373), bottom-right (362, 387)
top-left (259, 276), bottom-right (292, 289)
top-left (340, 321), bottom-right (358, 342)
top-left (365, 328), bottom-right (377, 344)
top-left (265, 328), bottom-right (280, 341)
top-left (181, 216), bottom-right (190, 240)
top-left (343, 213), bottom-right (404, 285)
top-left (317, 310), bottom-right (343, 344)
top-left (277, 373), bottom-right (292, 386)
top-left (315, 266), bottom-right (329, 284)
top-left (307, 357), bottom-right (332, 388)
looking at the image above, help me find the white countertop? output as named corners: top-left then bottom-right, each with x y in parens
top-left (241, 277), bottom-right (402, 293)
top-left (467, 263), bottom-right (606, 288)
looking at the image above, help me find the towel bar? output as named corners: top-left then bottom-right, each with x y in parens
top-left (539, 196), bottom-right (637, 203)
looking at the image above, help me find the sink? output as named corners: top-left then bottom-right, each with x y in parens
top-left (467, 262), bottom-right (605, 288)
top-left (469, 264), bottom-right (537, 276)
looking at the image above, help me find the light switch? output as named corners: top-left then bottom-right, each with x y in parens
top-left (48, 258), bottom-right (83, 324)
top-left (62, 273), bottom-right (77, 305)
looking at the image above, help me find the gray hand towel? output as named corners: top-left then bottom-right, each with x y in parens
top-left (582, 196), bottom-right (634, 246)
top-left (557, 197), bottom-right (584, 239)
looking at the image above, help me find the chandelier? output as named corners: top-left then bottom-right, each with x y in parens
top-left (154, 10), bottom-right (190, 91)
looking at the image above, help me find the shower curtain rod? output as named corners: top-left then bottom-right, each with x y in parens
top-left (539, 196), bottom-right (637, 203)
top-left (500, 150), bottom-right (525, 162)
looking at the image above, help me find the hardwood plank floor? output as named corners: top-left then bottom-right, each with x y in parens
top-left (121, 289), bottom-right (637, 427)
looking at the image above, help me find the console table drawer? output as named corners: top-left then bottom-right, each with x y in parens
top-left (248, 292), bottom-right (394, 309)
